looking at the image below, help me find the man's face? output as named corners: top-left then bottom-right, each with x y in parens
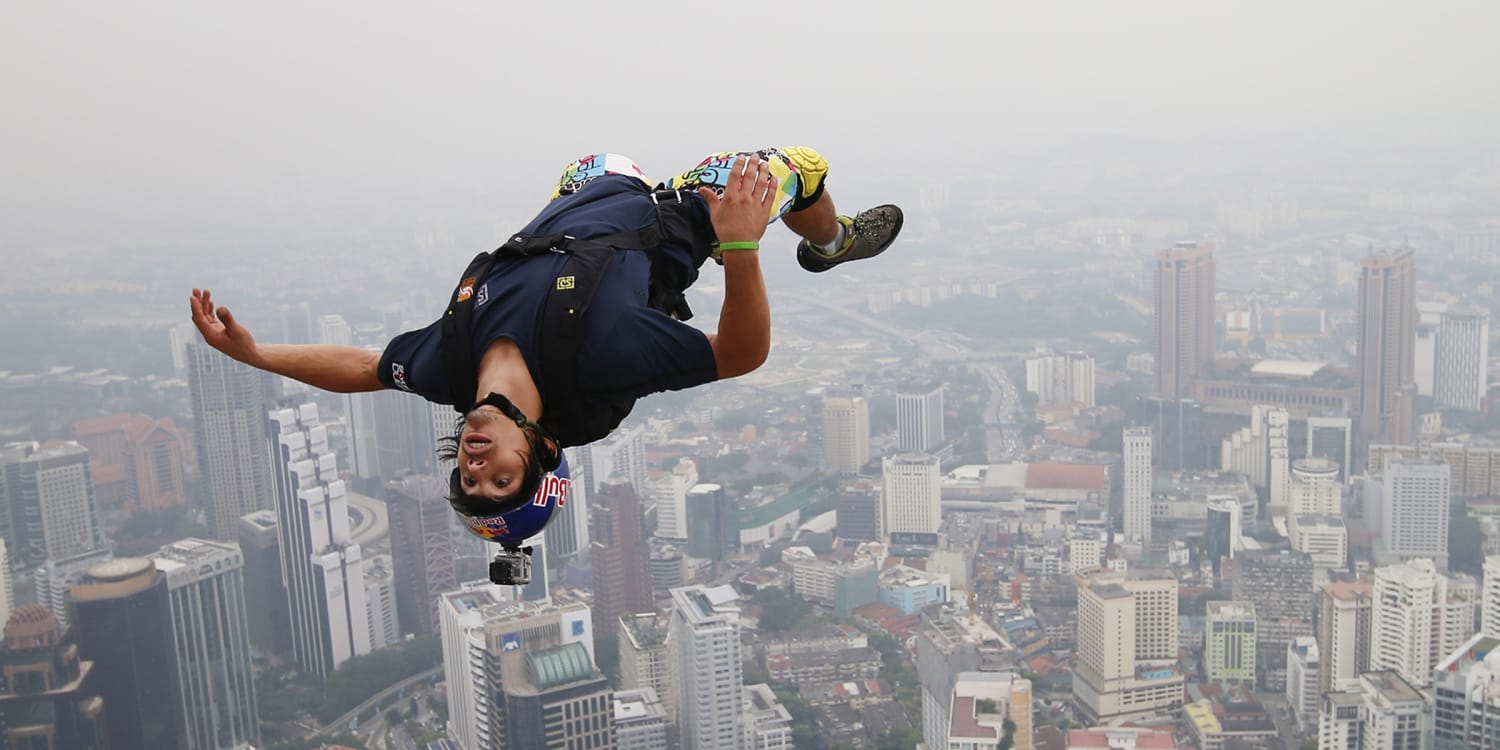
top-left (456, 404), bottom-right (530, 503)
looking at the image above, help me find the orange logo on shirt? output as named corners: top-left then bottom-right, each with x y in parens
top-left (457, 276), bottom-right (478, 302)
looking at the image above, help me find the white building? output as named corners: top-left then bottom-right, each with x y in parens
top-left (343, 383), bottom-right (381, 481)
top-left (2, 441), bottom-right (103, 563)
top-left (1024, 351), bottom-right (1095, 407)
top-left (614, 688), bottom-right (669, 750)
top-left (742, 683), bottom-right (793, 750)
top-left (897, 381), bottom-right (946, 453)
top-left (32, 547), bottom-right (112, 627)
top-left (1318, 580), bottom-right (1373, 694)
top-left (1073, 572), bottom-right (1183, 723)
top-left (1122, 427), bottom-right (1152, 544)
top-left (1205, 600), bottom-right (1256, 684)
top-left (1433, 632), bottom-right (1500, 749)
top-left (544, 446), bottom-right (591, 561)
top-left (881, 453), bottom-right (941, 538)
top-left (364, 554), bottom-right (401, 650)
top-left (1316, 671), bottom-right (1428, 750)
top-left (1285, 636), bottom-right (1319, 728)
top-left (1220, 405), bottom-right (1290, 512)
top-left (1290, 457), bottom-right (1341, 516)
top-left (944, 672), bottom-right (1033, 750)
top-left (1434, 309), bottom-right (1490, 412)
top-left (1381, 459), bottom-right (1451, 563)
top-left (1289, 515), bottom-right (1348, 569)
top-left (0, 540), bottom-right (10, 628)
top-left (823, 392), bottom-right (870, 476)
top-left (268, 403), bottom-right (372, 680)
top-left (1483, 555), bottom-right (1500, 640)
top-left (1071, 533), bottom-right (1105, 575)
top-left (619, 612), bottom-right (674, 729)
top-left (671, 585), bottom-right (744, 750)
top-left (648, 458), bottom-right (697, 542)
top-left (577, 423), bottom-right (648, 496)
top-left (1370, 558), bottom-right (1471, 688)
top-left (186, 343), bottom-right (275, 541)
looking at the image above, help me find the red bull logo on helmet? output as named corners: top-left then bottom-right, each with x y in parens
top-left (460, 455), bottom-right (571, 544)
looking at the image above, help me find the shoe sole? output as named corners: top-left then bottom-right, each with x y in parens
top-left (798, 205), bottom-right (904, 273)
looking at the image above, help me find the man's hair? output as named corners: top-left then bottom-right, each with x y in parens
top-left (435, 416), bottom-right (555, 518)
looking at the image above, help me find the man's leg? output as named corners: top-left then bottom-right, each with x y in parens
top-left (777, 146), bottom-right (904, 274)
top-left (782, 190), bottom-right (840, 246)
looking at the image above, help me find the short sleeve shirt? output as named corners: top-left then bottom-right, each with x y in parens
top-left (377, 176), bottom-right (718, 413)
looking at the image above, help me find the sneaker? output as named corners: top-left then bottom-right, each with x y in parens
top-left (796, 204), bottom-right (904, 273)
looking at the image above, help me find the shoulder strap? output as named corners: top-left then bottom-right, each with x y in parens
top-left (439, 251), bottom-right (498, 412)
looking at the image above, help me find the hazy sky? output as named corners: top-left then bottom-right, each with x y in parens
top-left (5, 1), bottom-right (1498, 251)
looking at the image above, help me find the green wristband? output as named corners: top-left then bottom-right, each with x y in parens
top-left (717, 241), bottom-right (759, 252)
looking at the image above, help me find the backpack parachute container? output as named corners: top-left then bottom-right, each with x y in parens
top-left (458, 453), bottom-right (572, 586)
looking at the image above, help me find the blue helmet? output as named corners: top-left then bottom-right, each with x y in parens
top-left (458, 452), bottom-right (570, 547)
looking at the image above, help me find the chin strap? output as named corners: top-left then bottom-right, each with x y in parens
top-left (469, 392), bottom-right (562, 472)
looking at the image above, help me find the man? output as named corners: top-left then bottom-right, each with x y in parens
top-left (191, 149), bottom-right (901, 520)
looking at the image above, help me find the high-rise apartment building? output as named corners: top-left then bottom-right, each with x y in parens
top-left (1316, 671), bottom-right (1428, 750)
top-left (1434, 309), bottom-right (1490, 412)
top-left (70, 558), bottom-right (188, 749)
top-left (1318, 580), bottom-right (1373, 694)
top-left (1072, 572), bottom-right (1183, 723)
top-left (822, 391), bottom-right (870, 476)
top-left (577, 424), bottom-right (648, 496)
top-left (1122, 427), bottom-right (1152, 544)
top-left (881, 453), bottom-right (941, 538)
top-left (618, 612), bottom-right (674, 730)
top-left (545, 446), bottom-right (590, 562)
top-left (0, 604), bottom-right (109, 749)
top-left (1484, 556), bottom-right (1500, 640)
top-left (237, 510), bottom-right (293, 660)
top-left (1227, 549), bottom-right (1314, 691)
top-left (268, 403), bottom-right (371, 680)
top-left (670, 585), bottom-right (744, 750)
top-left (1356, 248), bottom-right (1417, 450)
top-left (0, 442), bottom-right (102, 566)
top-left (1205, 600), bottom-right (1256, 684)
top-left (1285, 636), bottom-right (1319, 728)
top-left (1433, 633), bottom-right (1500, 750)
top-left (1370, 558), bottom-right (1471, 688)
top-left (151, 538), bottom-right (259, 750)
top-left (897, 381), bottom-right (946, 452)
top-left (1025, 351), bottom-right (1095, 407)
top-left (590, 480), bottom-right (652, 641)
top-left (648, 457), bottom-right (697, 542)
top-left (1381, 459), bottom-right (1451, 564)
top-left (364, 554), bottom-right (401, 650)
top-left (187, 343), bottom-right (276, 541)
top-left (385, 474), bottom-right (456, 637)
top-left (1153, 241), bottom-right (1216, 397)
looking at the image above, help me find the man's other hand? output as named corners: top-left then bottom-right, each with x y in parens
top-left (697, 154), bottom-right (779, 246)
top-left (190, 288), bottom-right (259, 365)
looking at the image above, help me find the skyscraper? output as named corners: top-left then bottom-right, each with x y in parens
top-left (577, 424), bottom-right (648, 496)
top-left (1483, 555), bottom-right (1500, 640)
top-left (70, 558), bottom-right (188, 749)
top-left (0, 540), bottom-right (10, 629)
top-left (648, 457), bottom-right (697, 542)
top-left (1381, 459), bottom-right (1451, 564)
top-left (543, 446), bottom-right (590, 562)
top-left (1289, 457), bottom-right (1341, 517)
top-left (618, 612), bottom-right (674, 730)
top-left (385, 474), bottom-right (456, 637)
top-left (1356, 248), bottom-right (1417, 450)
top-left (268, 403), bottom-right (371, 680)
top-left (1433, 633), bottom-right (1500, 750)
top-left (685, 484), bottom-right (729, 561)
top-left (835, 479), bottom-right (882, 543)
top-left (1370, 558), bottom-right (1470, 688)
top-left (1134, 396), bottom-right (1208, 471)
top-left (1122, 427), bottom-right (1152, 544)
top-left (237, 510), bottom-right (293, 660)
top-left (1024, 352), bottom-right (1094, 407)
top-left (1153, 241), bottom-right (1216, 397)
top-left (364, 554), bottom-right (401, 650)
top-left (1305, 416), bottom-right (1353, 481)
top-left (151, 538), bottom-right (259, 750)
top-left (0, 441), bottom-right (101, 565)
top-left (1228, 549), bottom-right (1314, 691)
top-left (371, 389), bottom-right (439, 478)
top-left (187, 343), bottom-right (275, 540)
top-left (1318, 580), bottom-right (1373, 694)
top-left (671, 585), bottom-right (744, 750)
top-left (0, 604), bottom-right (109, 749)
top-left (344, 386), bottom-right (382, 484)
top-left (822, 391), bottom-right (870, 476)
top-left (590, 480), bottom-right (652, 642)
top-left (1434, 309), bottom-right (1490, 412)
top-left (505, 643), bottom-right (615, 749)
top-left (896, 381), bottom-right (946, 452)
top-left (880, 453), bottom-right (941, 538)
top-left (1072, 572), bottom-right (1183, 723)
top-left (614, 688), bottom-right (670, 750)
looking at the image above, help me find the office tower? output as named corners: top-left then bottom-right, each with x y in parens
top-left (1205, 498), bottom-right (1241, 568)
top-left (648, 542), bottom-right (685, 596)
top-left (372, 389), bottom-right (439, 478)
top-left (649, 458), bottom-right (696, 542)
top-left (0, 442), bottom-right (102, 565)
top-left (1435, 309), bottom-right (1490, 412)
top-left (881, 453), bottom-right (941, 538)
top-left (1205, 601), bottom-right (1257, 684)
top-left (70, 558), bottom-right (188, 749)
top-left (0, 540), bottom-right (10, 629)
top-left (1227, 549), bottom-right (1314, 691)
top-left (316, 314), bottom-right (351, 346)
top-left (1306, 416), bottom-right (1353, 482)
top-left (1072, 572), bottom-right (1183, 723)
top-left (577, 424), bottom-right (648, 496)
top-left (897, 380), bottom-right (947, 452)
top-left (1433, 633), bottom-right (1500, 750)
top-left (1025, 352), bottom-right (1095, 408)
top-left (32, 547), bottom-right (112, 627)
top-left (822, 391), bottom-right (870, 476)
top-left (590, 480), bottom-right (652, 642)
top-left (614, 688), bottom-right (669, 750)
top-left (280, 302), bottom-right (313, 344)
top-left (544, 447), bottom-right (589, 562)
top-left (1381, 459), bottom-right (1451, 563)
top-left (1415, 302), bottom-right (1444, 397)
top-left (72, 414), bottom-right (189, 512)
top-left (1153, 240), bottom-right (1215, 397)
top-left (187, 343), bottom-right (276, 541)
top-left (1356, 248), bottom-right (1417, 450)
top-left (685, 484), bottom-right (729, 561)
top-left (1318, 581), bottom-right (1373, 694)
top-left (344, 387), bottom-right (381, 483)
top-left (268, 403), bottom-right (371, 680)
top-left (913, 601), bottom-right (1013, 750)
top-left (364, 554), bottom-right (401, 650)
top-left (943, 672), bottom-right (1032, 750)
top-left (1220, 405), bottom-right (1289, 503)
top-left (1485, 556), bottom-right (1500, 640)
top-left (619, 612), bottom-right (674, 729)
top-left (151, 539), bottom-right (258, 750)
top-left (836, 479), bottom-right (882, 543)
top-left (437, 583), bottom-right (597, 750)
top-left (385, 474), bottom-right (456, 637)
top-left (1370, 558), bottom-right (1470, 688)
top-left (1290, 457), bottom-right (1340, 517)
top-left (1122, 427), bottom-right (1152, 544)
top-left (1285, 637), bottom-right (1319, 728)
top-left (1317, 671), bottom-right (1428, 750)
top-left (670, 585), bottom-right (744, 750)
top-left (236, 510), bottom-right (292, 660)
top-left (1134, 396), bottom-right (1208, 471)
top-left (0, 604), bottom-right (109, 749)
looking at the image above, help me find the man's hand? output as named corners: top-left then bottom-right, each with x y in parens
top-left (190, 288), bottom-right (260, 365)
top-left (696, 154), bottom-right (779, 245)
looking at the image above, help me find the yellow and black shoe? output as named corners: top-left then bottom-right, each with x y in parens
top-left (796, 204), bottom-right (904, 273)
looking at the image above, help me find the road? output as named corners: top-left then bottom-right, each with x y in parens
top-left (346, 490), bottom-right (391, 548)
top-left (313, 666), bottom-right (442, 741)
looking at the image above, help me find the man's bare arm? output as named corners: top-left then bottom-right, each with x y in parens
top-left (697, 155), bottom-right (776, 379)
top-left (190, 288), bottom-right (384, 393)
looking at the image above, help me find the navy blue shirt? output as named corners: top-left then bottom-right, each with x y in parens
top-left (377, 176), bottom-right (719, 414)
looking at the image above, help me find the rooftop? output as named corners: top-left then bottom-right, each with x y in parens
top-left (1249, 359), bottom-right (1328, 378)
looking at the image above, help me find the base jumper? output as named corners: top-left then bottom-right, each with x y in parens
top-left (190, 148), bottom-right (902, 583)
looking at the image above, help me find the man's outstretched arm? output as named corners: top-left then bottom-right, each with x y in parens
top-left (698, 155), bottom-right (777, 379)
top-left (190, 288), bottom-right (384, 393)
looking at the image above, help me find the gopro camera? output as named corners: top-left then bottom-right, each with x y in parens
top-left (489, 545), bottom-right (533, 586)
